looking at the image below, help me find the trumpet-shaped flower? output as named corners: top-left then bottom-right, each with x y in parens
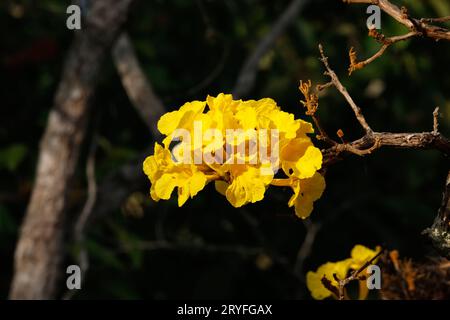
top-left (143, 93), bottom-right (325, 216)
top-left (288, 173), bottom-right (325, 219)
top-left (306, 244), bottom-right (381, 300)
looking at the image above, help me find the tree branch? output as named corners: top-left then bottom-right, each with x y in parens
top-left (315, 41), bottom-right (450, 257)
top-left (343, 0), bottom-right (450, 41)
top-left (319, 44), bottom-right (373, 134)
top-left (9, 0), bottom-right (135, 299)
top-left (323, 131), bottom-right (450, 166)
top-left (343, 0), bottom-right (450, 74)
top-left (315, 45), bottom-right (450, 167)
top-left (112, 33), bottom-right (166, 139)
top-left (232, 0), bottom-right (309, 98)
top-left (348, 30), bottom-right (417, 74)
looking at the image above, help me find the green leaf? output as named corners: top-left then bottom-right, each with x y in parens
top-left (0, 144), bottom-right (27, 172)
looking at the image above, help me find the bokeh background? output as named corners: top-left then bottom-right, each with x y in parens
top-left (0, 0), bottom-right (449, 299)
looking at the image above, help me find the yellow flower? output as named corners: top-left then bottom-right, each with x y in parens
top-left (143, 143), bottom-right (208, 206)
top-left (306, 244), bottom-right (381, 300)
top-left (306, 259), bottom-right (352, 300)
top-left (288, 173), bottom-right (326, 219)
top-left (350, 244), bottom-right (381, 270)
top-left (214, 165), bottom-right (273, 208)
top-left (157, 100), bottom-right (206, 147)
top-left (143, 94), bottom-right (325, 217)
top-left (280, 137), bottom-right (322, 179)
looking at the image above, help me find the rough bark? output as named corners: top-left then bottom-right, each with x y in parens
top-left (322, 132), bottom-right (450, 166)
top-left (424, 171), bottom-right (450, 258)
top-left (9, 0), bottom-right (134, 299)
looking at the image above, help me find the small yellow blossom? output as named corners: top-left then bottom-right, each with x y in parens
top-left (307, 259), bottom-right (352, 300)
top-left (306, 244), bottom-right (381, 300)
top-left (288, 172), bottom-right (325, 219)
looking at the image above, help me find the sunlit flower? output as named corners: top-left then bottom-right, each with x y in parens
top-left (143, 93), bottom-right (325, 216)
top-left (306, 244), bottom-right (381, 300)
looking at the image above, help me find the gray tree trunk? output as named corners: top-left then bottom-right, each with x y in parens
top-left (9, 0), bottom-right (134, 299)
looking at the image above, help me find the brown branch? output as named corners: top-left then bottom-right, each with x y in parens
top-left (343, 0), bottom-right (450, 74)
top-left (421, 16), bottom-right (450, 24)
top-left (319, 44), bottom-right (373, 134)
top-left (333, 249), bottom-right (383, 300)
top-left (299, 80), bottom-right (337, 145)
top-left (112, 33), bottom-right (166, 139)
top-left (317, 39), bottom-right (450, 257)
top-left (317, 45), bottom-right (450, 166)
top-left (232, 0), bottom-right (310, 98)
top-left (343, 0), bottom-right (450, 41)
top-left (87, 33), bottom-right (169, 225)
top-left (9, 0), bottom-right (135, 300)
top-left (323, 131), bottom-right (450, 166)
top-left (433, 107), bottom-right (440, 134)
top-left (348, 31), bottom-right (417, 74)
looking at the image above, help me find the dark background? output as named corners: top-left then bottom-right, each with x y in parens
top-left (0, 0), bottom-right (449, 299)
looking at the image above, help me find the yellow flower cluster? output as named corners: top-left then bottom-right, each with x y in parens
top-left (306, 245), bottom-right (381, 300)
top-left (143, 93), bottom-right (325, 218)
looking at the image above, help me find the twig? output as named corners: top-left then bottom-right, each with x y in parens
top-left (319, 44), bottom-right (373, 134)
top-left (63, 137), bottom-right (98, 300)
top-left (433, 107), bottom-right (440, 134)
top-left (343, 0), bottom-right (450, 74)
top-left (299, 80), bottom-right (337, 145)
top-left (329, 249), bottom-right (383, 300)
top-left (294, 220), bottom-right (321, 280)
top-left (232, 0), bottom-right (309, 98)
top-left (343, 0), bottom-right (450, 41)
top-left (421, 16), bottom-right (450, 24)
top-left (349, 31), bottom-right (417, 74)
top-left (317, 45), bottom-right (450, 166)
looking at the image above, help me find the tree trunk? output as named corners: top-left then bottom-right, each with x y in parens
top-left (9, 0), bottom-right (134, 299)
top-left (424, 171), bottom-right (450, 258)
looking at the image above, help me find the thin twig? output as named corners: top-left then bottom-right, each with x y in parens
top-left (349, 31), bottom-right (417, 74)
top-left (319, 44), bottom-right (373, 134)
top-left (433, 107), bottom-right (440, 134)
top-left (421, 16), bottom-right (450, 24)
top-left (233, 0), bottom-right (309, 98)
top-left (294, 220), bottom-right (321, 281)
top-left (343, 0), bottom-right (450, 41)
top-left (63, 137), bottom-right (98, 300)
top-left (331, 249), bottom-right (383, 300)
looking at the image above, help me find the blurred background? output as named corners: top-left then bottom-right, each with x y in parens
top-left (0, 0), bottom-right (449, 299)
